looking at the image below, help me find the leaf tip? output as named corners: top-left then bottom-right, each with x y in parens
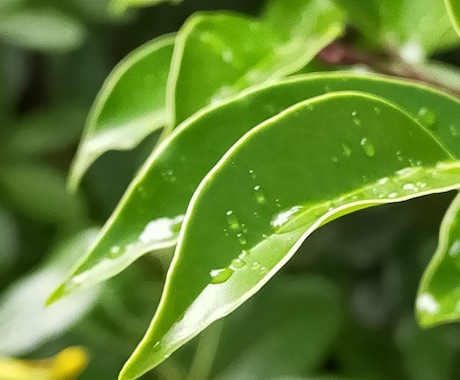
top-left (46, 283), bottom-right (68, 306)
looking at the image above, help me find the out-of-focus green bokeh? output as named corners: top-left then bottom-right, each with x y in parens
top-left (2, 1), bottom-right (460, 379)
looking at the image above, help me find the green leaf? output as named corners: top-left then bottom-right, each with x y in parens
top-left (214, 275), bottom-right (342, 379)
top-left (0, 7), bottom-right (86, 52)
top-left (110, 0), bottom-right (182, 15)
top-left (0, 228), bottom-right (101, 356)
top-left (331, 0), bottom-right (459, 61)
top-left (68, 34), bottom-right (175, 192)
top-left (0, 163), bottom-right (87, 225)
top-left (51, 73), bottom-right (460, 304)
top-left (2, 104), bottom-right (86, 158)
top-left (416, 192), bottom-right (460, 326)
top-left (396, 317), bottom-right (458, 380)
top-left (170, 0), bottom-right (344, 124)
top-left (444, 0), bottom-right (460, 37)
top-left (120, 92), bottom-right (460, 379)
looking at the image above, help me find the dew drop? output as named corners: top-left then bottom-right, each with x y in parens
top-left (450, 124), bottom-right (460, 138)
top-left (271, 205), bottom-right (304, 230)
top-left (161, 169), bottom-right (176, 183)
top-left (416, 293), bottom-right (439, 314)
top-left (253, 185), bottom-right (267, 204)
top-left (258, 266), bottom-right (268, 275)
top-left (251, 261), bottom-right (261, 270)
top-left (373, 107), bottom-right (381, 114)
top-left (275, 198), bottom-right (282, 208)
top-left (449, 240), bottom-right (460, 257)
top-left (109, 245), bottom-right (122, 258)
top-left (417, 107), bottom-right (436, 128)
top-left (249, 169), bottom-right (257, 179)
top-left (225, 210), bottom-right (240, 231)
top-left (402, 183), bottom-right (418, 192)
top-left (351, 111), bottom-right (362, 126)
top-left (221, 49), bottom-right (233, 63)
top-left (231, 258), bottom-right (246, 269)
top-left (239, 250), bottom-right (249, 259)
top-left (331, 156), bottom-right (339, 163)
top-left (236, 232), bottom-right (247, 246)
top-left (387, 192), bottom-right (398, 198)
top-left (341, 143), bottom-right (352, 157)
top-left (323, 84), bottom-right (332, 92)
top-left (360, 137), bottom-right (375, 157)
top-left (396, 150), bottom-right (404, 162)
top-left (210, 267), bottom-right (234, 284)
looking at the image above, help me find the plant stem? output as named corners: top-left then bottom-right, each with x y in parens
top-left (185, 320), bottom-right (224, 380)
top-left (317, 41), bottom-right (460, 98)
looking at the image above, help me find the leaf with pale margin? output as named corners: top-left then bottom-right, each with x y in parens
top-left (68, 34), bottom-right (175, 191)
top-left (110, 0), bottom-right (182, 15)
top-left (48, 73), bottom-right (460, 304)
top-left (169, 0), bottom-right (344, 124)
top-left (444, 0), bottom-right (460, 37)
top-left (120, 92), bottom-right (460, 379)
top-left (417, 192), bottom-right (460, 326)
top-left (331, 0), bottom-right (458, 61)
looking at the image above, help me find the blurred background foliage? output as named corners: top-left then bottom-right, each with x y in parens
top-left (2, 1), bottom-right (460, 379)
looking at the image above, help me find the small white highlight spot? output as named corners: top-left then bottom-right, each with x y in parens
top-left (139, 215), bottom-right (184, 244)
top-left (417, 293), bottom-right (439, 314)
top-left (449, 240), bottom-right (460, 257)
top-left (222, 49), bottom-right (233, 63)
top-left (399, 42), bottom-right (424, 63)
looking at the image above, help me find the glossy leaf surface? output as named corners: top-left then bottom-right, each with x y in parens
top-left (110, 0), bottom-right (182, 15)
top-left (170, 0), bottom-right (344, 124)
top-left (445, 0), bottom-right (460, 37)
top-left (51, 73), bottom-right (460, 303)
top-left (331, 0), bottom-right (458, 61)
top-left (120, 92), bottom-right (460, 379)
top-left (68, 34), bottom-right (175, 191)
top-left (417, 192), bottom-right (460, 326)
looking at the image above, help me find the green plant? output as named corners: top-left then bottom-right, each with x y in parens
top-left (45, 0), bottom-right (460, 379)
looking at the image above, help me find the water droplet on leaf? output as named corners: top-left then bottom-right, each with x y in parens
top-left (360, 137), bottom-right (375, 157)
top-left (253, 185), bottom-right (267, 204)
top-left (225, 210), bottom-right (240, 231)
top-left (231, 258), bottom-right (246, 269)
top-left (210, 268), bottom-right (234, 284)
top-left (351, 111), bottom-right (362, 126)
top-left (342, 143), bottom-right (352, 157)
top-left (417, 107), bottom-right (436, 128)
top-left (449, 240), bottom-right (460, 257)
top-left (416, 293), bottom-right (439, 314)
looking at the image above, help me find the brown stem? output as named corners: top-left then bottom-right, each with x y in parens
top-left (317, 41), bottom-right (460, 98)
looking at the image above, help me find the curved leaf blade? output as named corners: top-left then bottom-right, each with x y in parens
top-left (120, 92), bottom-right (460, 379)
top-left (68, 34), bottom-right (175, 191)
top-left (51, 73), bottom-right (460, 303)
top-left (444, 0), bottom-right (460, 37)
top-left (417, 192), bottom-right (460, 326)
top-left (169, 0), bottom-right (344, 124)
top-left (110, 0), bottom-right (182, 15)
